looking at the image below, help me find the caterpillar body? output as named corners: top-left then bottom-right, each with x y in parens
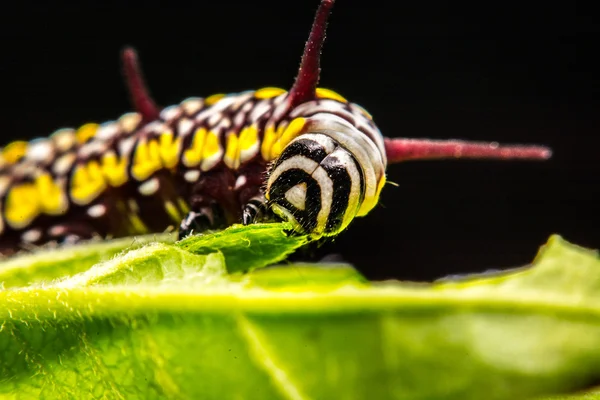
top-left (0, 0), bottom-right (551, 256)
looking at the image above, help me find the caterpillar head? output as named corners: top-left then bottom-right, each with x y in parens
top-left (265, 114), bottom-right (386, 237)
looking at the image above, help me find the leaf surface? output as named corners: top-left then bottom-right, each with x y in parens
top-left (1, 227), bottom-right (600, 399)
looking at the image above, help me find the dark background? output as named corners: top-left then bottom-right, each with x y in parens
top-left (1, 1), bottom-right (596, 281)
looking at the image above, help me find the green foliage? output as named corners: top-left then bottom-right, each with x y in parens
top-left (177, 222), bottom-right (309, 273)
top-left (1, 224), bottom-right (600, 399)
top-left (0, 233), bottom-right (175, 289)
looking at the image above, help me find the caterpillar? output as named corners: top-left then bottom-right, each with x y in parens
top-left (0, 0), bottom-right (551, 257)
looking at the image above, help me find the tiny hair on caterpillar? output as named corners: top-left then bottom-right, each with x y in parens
top-left (0, 0), bottom-right (551, 256)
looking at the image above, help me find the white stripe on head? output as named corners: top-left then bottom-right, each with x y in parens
top-left (284, 182), bottom-right (307, 211)
top-left (288, 133), bottom-right (337, 154)
top-left (311, 164), bottom-right (334, 233)
top-left (267, 154), bottom-right (333, 235)
top-left (268, 155), bottom-right (320, 184)
top-left (304, 113), bottom-right (385, 215)
top-left (326, 147), bottom-right (363, 230)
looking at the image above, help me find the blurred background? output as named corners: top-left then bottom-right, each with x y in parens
top-left (1, 0), bottom-right (596, 281)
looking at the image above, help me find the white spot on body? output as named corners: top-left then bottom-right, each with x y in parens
top-left (215, 118), bottom-right (231, 131)
top-left (269, 97), bottom-right (292, 123)
top-left (201, 154), bottom-right (222, 172)
top-left (160, 105), bottom-right (182, 122)
top-left (117, 138), bottom-right (135, 161)
top-left (290, 100), bottom-right (355, 124)
top-left (208, 112), bottom-right (222, 127)
top-left (118, 112), bottom-right (142, 133)
top-left (241, 102), bottom-right (254, 113)
top-left (95, 122), bottom-right (120, 141)
top-left (234, 175), bottom-right (247, 190)
top-left (181, 97), bottom-right (204, 116)
top-left (230, 93), bottom-right (254, 112)
top-left (79, 141), bottom-right (107, 159)
top-left (239, 140), bottom-right (260, 165)
top-left (273, 93), bottom-right (287, 106)
top-left (138, 177), bottom-right (160, 196)
top-left (233, 111), bottom-right (247, 128)
top-left (249, 100), bottom-right (271, 123)
top-left (22, 229), bottom-right (42, 243)
top-left (144, 121), bottom-right (169, 136)
top-left (196, 97), bottom-right (235, 125)
top-left (184, 170), bottom-right (200, 183)
top-left (210, 96), bottom-right (236, 112)
top-left (48, 225), bottom-right (67, 237)
top-left (52, 153), bottom-right (77, 176)
top-left (50, 129), bottom-right (77, 152)
top-left (177, 118), bottom-right (195, 138)
top-left (25, 139), bottom-right (54, 164)
top-left (87, 204), bottom-right (107, 218)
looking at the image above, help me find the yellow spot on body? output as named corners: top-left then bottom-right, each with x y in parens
top-left (202, 131), bottom-right (220, 161)
top-left (101, 152), bottom-right (128, 187)
top-left (224, 133), bottom-right (240, 169)
top-left (254, 87), bottom-right (286, 99)
top-left (35, 174), bottom-right (67, 215)
top-left (268, 123), bottom-right (288, 159)
top-left (2, 141), bottom-right (28, 164)
top-left (183, 128), bottom-right (207, 167)
top-left (376, 175), bottom-right (387, 198)
top-left (316, 87), bottom-right (347, 103)
top-left (279, 118), bottom-right (306, 151)
top-left (271, 118), bottom-right (305, 159)
top-left (70, 161), bottom-right (107, 205)
top-left (205, 93), bottom-right (225, 106)
top-left (4, 183), bottom-right (40, 229)
top-left (261, 124), bottom-right (277, 161)
top-left (75, 123), bottom-right (100, 144)
top-left (132, 139), bottom-right (162, 181)
top-left (159, 132), bottom-right (182, 169)
top-left (164, 201), bottom-right (182, 224)
top-left (239, 125), bottom-right (258, 151)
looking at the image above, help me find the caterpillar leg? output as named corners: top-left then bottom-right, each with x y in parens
top-left (178, 203), bottom-right (225, 240)
top-left (242, 194), bottom-right (268, 225)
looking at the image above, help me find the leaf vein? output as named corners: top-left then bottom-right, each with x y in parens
top-left (236, 315), bottom-right (309, 400)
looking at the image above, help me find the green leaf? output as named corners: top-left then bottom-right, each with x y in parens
top-left (177, 222), bottom-right (309, 272)
top-left (541, 388), bottom-right (600, 400)
top-left (2, 228), bottom-right (600, 399)
top-left (0, 233), bottom-right (175, 289)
